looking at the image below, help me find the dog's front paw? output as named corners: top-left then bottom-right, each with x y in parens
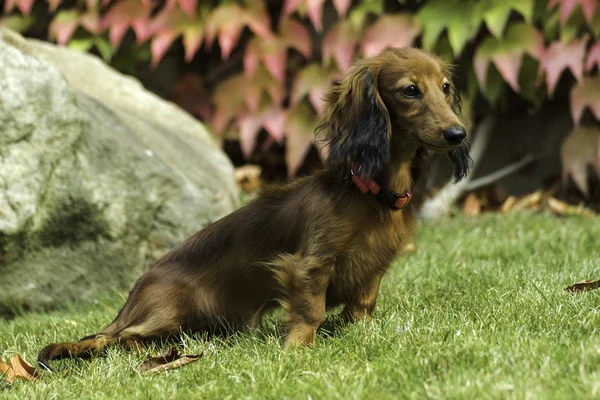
top-left (341, 306), bottom-right (374, 323)
top-left (284, 322), bottom-right (317, 349)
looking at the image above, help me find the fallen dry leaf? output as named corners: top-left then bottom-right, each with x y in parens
top-left (235, 164), bottom-right (262, 192)
top-left (0, 355), bottom-right (40, 383)
top-left (512, 190), bottom-right (543, 211)
top-left (463, 193), bottom-right (481, 217)
top-left (547, 197), bottom-right (569, 215)
top-left (501, 195), bottom-right (517, 214)
top-left (138, 347), bottom-right (203, 374)
top-left (564, 205), bottom-right (594, 217)
top-left (563, 279), bottom-right (600, 293)
top-left (547, 197), bottom-right (593, 217)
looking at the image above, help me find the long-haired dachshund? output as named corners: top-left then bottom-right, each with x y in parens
top-left (38, 47), bottom-right (471, 371)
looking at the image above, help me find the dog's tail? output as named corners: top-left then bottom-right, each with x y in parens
top-left (37, 331), bottom-right (118, 372)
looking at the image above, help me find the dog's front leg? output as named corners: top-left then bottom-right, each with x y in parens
top-left (281, 265), bottom-right (330, 349)
top-left (342, 272), bottom-right (384, 322)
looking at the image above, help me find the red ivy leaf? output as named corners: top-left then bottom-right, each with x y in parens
top-left (262, 107), bottom-right (288, 142)
top-left (281, 0), bottom-right (304, 19)
top-left (323, 20), bottom-right (359, 73)
top-left (211, 105), bottom-right (233, 134)
top-left (183, 6), bottom-right (209, 62)
top-left (474, 23), bottom-right (544, 91)
top-left (219, 21), bottom-right (242, 60)
top-left (245, 0), bottom-right (273, 39)
top-left (244, 86), bottom-right (262, 113)
top-left (79, 11), bottom-right (103, 35)
top-left (585, 41), bottom-right (600, 72)
top-left (492, 52), bottom-right (524, 92)
top-left (291, 63), bottom-right (341, 113)
top-left (262, 42), bottom-right (287, 83)
top-left (212, 74), bottom-right (246, 133)
top-left (285, 127), bottom-right (313, 177)
top-left (49, 10), bottom-right (80, 46)
top-left (332, 0), bottom-right (352, 18)
top-left (151, 32), bottom-right (177, 67)
top-left (132, 20), bottom-right (153, 44)
top-left (178, 0), bottom-right (197, 17)
top-left (48, 0), bottom-right (62, 12)
top-left (285, 102), bottom-right (318, 176)
top-left (16, 0), bottom-right (34, 15)
top-left (244, 38), bottom-right (261, 78)
top-left (541, 36), bottom-right (588, 97)
top-left (243, 75), bottom-right (263, 112)
top-left (183, 25), bottom-right (204, 62)
top-left (243, 20), bottom-right (310, 83)
top-left (2, 0), bottom-right (14, 13)
top-left (205, 4), bottom-right (244, 58)
top-left (109, 22), bottom-right (129, 47)
top-left (102, 0), bottom-right (152, 47)
top-left (308, 87), bottom-right (329, 114)
top-left (169, 74), bottom-right (211, 121)
top-left (238, 113), bottom-right (263, 158)
top-left (241, 67), bottom-right (285, 112)
top-left (361, 14), bottom-right (419, 58)
top-left (147, 7), bottom-right (195, 65)
top-left (151, 4), bottom-right (208, 63)
top-left (548, 0), bottom-right (597, 24)
top-left (265, 81), bottom-right (285, 106)
top-left (281, 19), bottom-right (311, 58)
top-left (560, 124), bottom-right (600, 197)
top-left (243, 37), bottom-right (286, 83)
top-left (206, 2), bottom-right (271, 60)
top-left (307, 0), bottom-right (326, 32)
top-left (570, 76), bottom-right (600, 123)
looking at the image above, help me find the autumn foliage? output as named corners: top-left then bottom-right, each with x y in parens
top-left (1, 0), bottom-right (599, 191)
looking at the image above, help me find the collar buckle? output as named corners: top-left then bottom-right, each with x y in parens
top-left (350, 165), bottom-right (412, 210)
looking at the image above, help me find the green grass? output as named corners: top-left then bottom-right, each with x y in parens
top-left (2, 211), bottom-right (600, 399)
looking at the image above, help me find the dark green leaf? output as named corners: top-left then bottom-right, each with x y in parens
top-left (417, 0), bottom-right (484, 56)
top-left (481, 64), bottom-right (506, 105)
top-left (94, 37), bottom-right (116, 61)
top-left (482, 0), bottom-right (534, 37)
top-left (67, 37), bottom-right (95, 53)
top-left (0, 15), bottom-right (34, 33)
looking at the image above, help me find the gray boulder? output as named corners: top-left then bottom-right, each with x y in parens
top-left (0, 28), bottom-right (239, 317)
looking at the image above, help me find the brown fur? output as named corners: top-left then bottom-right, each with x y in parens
top-left (38, 48), bottom-right (471, 370)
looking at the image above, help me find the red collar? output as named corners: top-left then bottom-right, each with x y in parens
top-left (350, 166), bottom-right (412, 210)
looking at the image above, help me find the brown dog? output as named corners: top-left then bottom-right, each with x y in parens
top-left (38, 47), bottom-right (471, 371)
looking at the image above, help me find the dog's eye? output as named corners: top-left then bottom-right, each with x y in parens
top-left (402, 85), bottom-right (420, 98)
top-left (442, 82), bottom-right (450, 95)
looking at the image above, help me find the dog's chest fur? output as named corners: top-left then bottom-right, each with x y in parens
top-left (324, 202), bottom-right (417, 303)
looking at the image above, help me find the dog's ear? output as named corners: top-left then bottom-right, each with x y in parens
top-left (317, 63), bottom-right (391, 181)
top-left (449, 81), bottom-right (463, 118)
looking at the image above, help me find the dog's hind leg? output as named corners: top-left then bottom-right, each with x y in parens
top-left (37, 318), bottom-right (177, 372)
top-left (38, 273), bottom-right (211, 371)
top-left (272, 254), bottom-right (332, 349)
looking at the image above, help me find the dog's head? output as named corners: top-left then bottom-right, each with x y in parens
top-left (318, 47), bottom-right (472, 183)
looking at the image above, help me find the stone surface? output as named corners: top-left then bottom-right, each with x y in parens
top-left (0, 28), bottom-right (239, 317)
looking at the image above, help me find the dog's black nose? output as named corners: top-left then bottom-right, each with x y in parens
top-left (442, 126), bottom-right (466, 145)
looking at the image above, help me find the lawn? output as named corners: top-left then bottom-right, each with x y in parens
top-left (2, 211), bottom-right (600, 399)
